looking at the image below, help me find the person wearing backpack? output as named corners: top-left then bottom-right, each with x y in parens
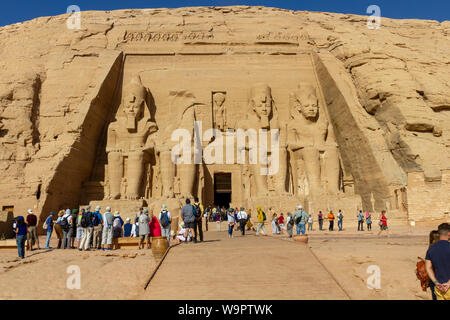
top-left (101, 206), bottom-right (114, 251)
top-left (158, 204), bottom-right (172, 244)
top-left (91, 206), bottom-right (103, 249)
top-left (43, 212), bottom-right (55, 249)
top-left (297, 207), bottom-right (309, 235)
top-left (255, 206), bottom-right (267, 236)
top-left (79, 207), bottom-right (93, 251)
top-left (60, 209), bottom-right (72, 249)
top-left (193, 197), bottom-right (204, 243)
top-left (293, 205), bottom-right (304, 235)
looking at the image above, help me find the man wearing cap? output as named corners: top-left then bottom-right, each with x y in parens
top-left (26, 209), bottom-right (40, 250)
top-left (101, 206), bottom-right (114, 251)
top-left (92, 206), bottom-right (103, 250)
top-left (158, 204), bottom-right (172, 244)
top-left (293, 205), bottom-right (307, 235)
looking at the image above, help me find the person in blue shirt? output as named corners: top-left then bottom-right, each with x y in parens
top-left (123, 218), bottom-right (132, 237)
top-left (15, 216), bottom-right (28, 259)
top-left (44, 212), bottom-right (55, 249)
top-left (425, 223), bottom-right (450, 300)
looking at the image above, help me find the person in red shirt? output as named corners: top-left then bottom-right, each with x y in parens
top-left (26, 209), bottom-right (40, 250)
top-left (149, 216), bottom-right (162, 238)
top-left (278, 213), bottom-right (285, 234)
top-left (378, 210), bottom-right (388, 236)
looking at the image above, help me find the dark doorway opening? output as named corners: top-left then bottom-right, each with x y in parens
top-left (214, 173), bottom-right (231, 208)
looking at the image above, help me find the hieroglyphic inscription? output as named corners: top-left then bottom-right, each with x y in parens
top-left (123, 31), bottom-right (214, 42)
top-left (256, 32), bottom-right (299, 42)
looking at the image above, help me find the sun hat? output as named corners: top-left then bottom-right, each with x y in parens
top-left (27, 209), bottom-right (33, 214)
top-left (106, 206), bottom-right (111, 212)
top-left (298, 205), bottom-right (302, 209)
top-left (114, 211), bottom-right (120, 217)
top-left (126, 217), bottom-right (131, 223)
top-left (95, 205), bottom-right (100, 211)
top-left (161, 204), bottom-right (167, 210)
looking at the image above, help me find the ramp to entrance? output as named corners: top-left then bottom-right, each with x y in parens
top-left (142, 231), bottom-right (349, 300)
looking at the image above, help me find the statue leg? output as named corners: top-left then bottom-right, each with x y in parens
top-left (160, 150), bottom-right (175, 198)
top-left (126, 151), bottom-right (144, 200)
top-left (107, 152), bottom-right (123, 200)
top-left (179, 163), bottom-right (196, 199)
top-left (251, 163), bottom-right (268, 197)
top-left (302, 148), bottom-right (322, 197)
top-left (274, 147), bottom-right (288, 194)
top-left (324, 147), bottom-right (340, 195)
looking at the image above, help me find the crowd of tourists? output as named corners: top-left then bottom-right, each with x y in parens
top-left (13, 203), bottom-right (175, 258)
top-left (14, 201), bottom-right (393, 258)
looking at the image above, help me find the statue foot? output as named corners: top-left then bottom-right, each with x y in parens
top-left (126, 195), bottom-right (139, 200)
top-left (110, 193), bottom-right (121, 200)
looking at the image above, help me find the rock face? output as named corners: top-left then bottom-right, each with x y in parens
top-left (0, 6), bottom-right (448, 229)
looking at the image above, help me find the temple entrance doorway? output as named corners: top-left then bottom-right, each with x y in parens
top-left (214, 173), bottom-right (231, 208)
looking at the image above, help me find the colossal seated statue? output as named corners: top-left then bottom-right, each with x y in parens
top-left (105, 76), bottom-right (157, 200)
top-left (287, 84), bottom-right (340, 197)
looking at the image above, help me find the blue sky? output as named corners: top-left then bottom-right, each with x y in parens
top-left (0, 0), bottom-right (448, 27)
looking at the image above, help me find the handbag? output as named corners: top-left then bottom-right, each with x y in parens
top-left (415, 257), bottom-right (429, 291)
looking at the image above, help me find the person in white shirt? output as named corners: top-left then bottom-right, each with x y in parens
top-left (176, 222), bottom-right (192, 243)
top-left (308, 215), bottom-right (313, 231)
top-left (158, 204), bottom-right (172, 244)
top-left (237, 208), bottom-right (248, 236)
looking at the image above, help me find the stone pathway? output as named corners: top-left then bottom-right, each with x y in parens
top-left (142, 230), bottom-right (349, 300)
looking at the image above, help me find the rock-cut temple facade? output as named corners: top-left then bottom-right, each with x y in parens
top-left (0, 6), bottom-right (449, 232)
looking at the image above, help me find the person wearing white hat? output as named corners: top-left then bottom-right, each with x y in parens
top-left (158, 204), bottom-right (172, 244)
top-left (293, 205), bottom-right (307, 235)
top-left (101, 206), bottom-right (114, 251)
top-left (124, 218), bottom-right (132, 237)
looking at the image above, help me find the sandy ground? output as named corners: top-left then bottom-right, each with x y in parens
top-left (0, 236), bottom-right (156, 300)
top-left (142, 230), bottom-right (349, 300)
top-left (308, 236), bottom-right (430, 300)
